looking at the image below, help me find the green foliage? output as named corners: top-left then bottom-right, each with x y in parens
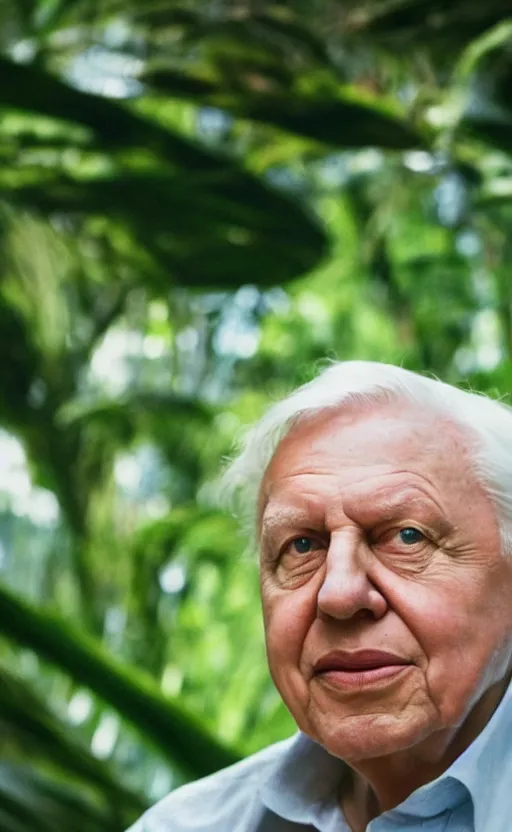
top-left (2, 1), bottom-right (512, 830)
top-left (0, 667), bottom-right (145, 830)
top-left (0, 582), bottom-right (239, 776)
top-left (143, 68), bottom-right (424, 149)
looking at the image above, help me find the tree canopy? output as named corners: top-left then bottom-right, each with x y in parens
top-left (2, 1), bottom-right (512, 829)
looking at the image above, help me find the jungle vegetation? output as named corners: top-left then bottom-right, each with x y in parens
top-left (1, 1), bottom-right (512, 829)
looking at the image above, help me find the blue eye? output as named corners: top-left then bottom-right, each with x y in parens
top-left (399, 527), bottom-right (424, 545)
top-left (291, 537), bottom-right (314, 555)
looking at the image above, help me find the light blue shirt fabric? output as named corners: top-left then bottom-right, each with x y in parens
top-left (127, 679), bottom-right (512, 831)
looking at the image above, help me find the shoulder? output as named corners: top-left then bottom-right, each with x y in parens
top-left (126, 736), bottom-right (295, 832)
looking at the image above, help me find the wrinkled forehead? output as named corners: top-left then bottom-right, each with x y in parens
top-left (258, 401), bottom-right (477, 522)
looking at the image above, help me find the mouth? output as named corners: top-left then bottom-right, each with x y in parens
top-left (313, 649), bottom-right (412, 690)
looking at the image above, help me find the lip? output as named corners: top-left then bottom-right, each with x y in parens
top-left (313, 649), bottom-right (411, 674)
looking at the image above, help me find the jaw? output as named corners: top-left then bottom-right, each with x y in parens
top-left (305, 671), bottom-right (512, 816)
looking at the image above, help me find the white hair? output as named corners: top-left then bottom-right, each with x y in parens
top-left (222, 360), bottom-right (512, 555)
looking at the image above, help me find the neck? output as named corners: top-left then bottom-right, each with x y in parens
top-left (340, 677), bottom-right (508, 831)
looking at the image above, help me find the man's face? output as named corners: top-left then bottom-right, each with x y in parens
top-left (259, 403), bottom-right (512, 763)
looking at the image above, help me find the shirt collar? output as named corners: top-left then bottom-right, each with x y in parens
top-left (260, 732), bottom-right (346, 827)
top-left (260, 678), bottom-right (512, 830)
top-left (445, 677), bottom-right (512, 832)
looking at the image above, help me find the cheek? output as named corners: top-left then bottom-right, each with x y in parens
top-left (261, 580), bottom-right (319, 675)
top-left (397, 587), bottom-right (474, 663)
top-left (392, 573), bottom-right (512, 708)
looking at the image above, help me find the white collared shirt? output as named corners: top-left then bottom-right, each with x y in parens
top-left (127, 679), bottom-right (512, 831)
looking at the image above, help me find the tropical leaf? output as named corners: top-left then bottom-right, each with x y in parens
top-left (0, 55), bottom-right (221, 171)
top-left (58, 391), bottom-right (216, 487)
top-left (132, 506), bottom-right (241, 568)
top-left (0, 667), bottom-right (144, 813)
top-left (453, 20), bottom-right (512, 155)
top-left (0, 56), bottom-right (328, 288)
top-left (337, 0), bottom-right (512, 53)
top-left (0, 582), bottom-right (241, 778)
top-left (142, 69), bottom-right (424, 150)
top-left (4, 169), bottom-right (326, 288)
top-left (58, 391), bottom-right (214, 432)
top-left (0, 762), bottom-right (135, 832)
top-left (0, 296), bottom-right (43, 425)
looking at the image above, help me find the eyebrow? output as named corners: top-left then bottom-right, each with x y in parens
top-left (259, 504), bottom-right (316, 539)
top-left (354, 484), bottom-right (442, 516)
top-left (344, 485), bottom-right (455, 536)
top-left (361, 489), bottom-right (428, 520)
top-left (260, 486), bottom-right (454, 541)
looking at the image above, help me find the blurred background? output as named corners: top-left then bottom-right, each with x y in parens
top-left (1, 0), bottom-right (512, 829)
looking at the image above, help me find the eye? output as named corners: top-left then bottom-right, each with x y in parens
top-left (284, 536), bottom-right (322, 556)
top-left (398, 527), bottom-right (425, 545)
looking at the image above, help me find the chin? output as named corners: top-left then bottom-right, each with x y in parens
top-left (309, 714), bottom-right (431, 763)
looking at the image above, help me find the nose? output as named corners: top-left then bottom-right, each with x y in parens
top-left (317, 529), bottom-right (388, 621)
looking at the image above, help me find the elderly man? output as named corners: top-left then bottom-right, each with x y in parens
top-left (128, 361), bottom-right (512, 831)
